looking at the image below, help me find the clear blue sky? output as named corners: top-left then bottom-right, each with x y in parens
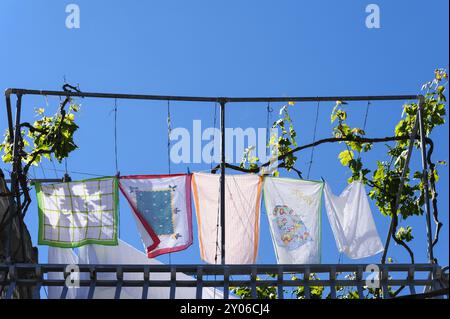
top-left (1, 0), bottom-right (448, 267)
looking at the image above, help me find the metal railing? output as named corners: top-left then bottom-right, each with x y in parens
top-left (1, 263), bottom-right (448, 299)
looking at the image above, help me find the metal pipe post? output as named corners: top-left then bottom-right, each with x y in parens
top-left (417, 96), bottom-right (435, 263)
top-left (219, 99), bottom-right (226, 265)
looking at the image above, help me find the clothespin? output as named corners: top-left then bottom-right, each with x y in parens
top-left (359, 170), bottom-right (363, 182)
top-left (63, 173), bottom-right (72, 183)
top-left (320, 176), bottom-right (326, 183)
top-left (115, 171), bottom-right (121, 179)
top-left (186, 167), bottom-right (191, 175)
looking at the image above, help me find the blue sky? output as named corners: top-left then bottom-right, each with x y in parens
top-left (1, 0), bottom-right (448, 267)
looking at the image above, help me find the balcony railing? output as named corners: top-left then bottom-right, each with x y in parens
top-left (1, 263), bottom-right (448, 299)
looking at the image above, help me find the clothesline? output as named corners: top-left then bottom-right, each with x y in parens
top-left (24, 164), bottom-right (415, 183)
top-left (5, 88), bottom-right (433, 268)
top-left (35, 172), bottom-right (384, 265)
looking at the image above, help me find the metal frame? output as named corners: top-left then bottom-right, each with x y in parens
top-left (1, 88), bottom-right (437, 276)
top-left (1, 263), bottom-right (447, 299)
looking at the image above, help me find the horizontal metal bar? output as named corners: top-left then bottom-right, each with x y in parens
top-left (222, 95), bottom-right (419, 103)
top-left (4, 178), bottom-right (63, 184)
top-left (4, 279), bottom-right (433, 288)
top-left (1, 263), bottom-right (439, 274)
top-left (5, 88), bottom-right (419, 104)
top-left (2, 263), bottom-right (445, 299)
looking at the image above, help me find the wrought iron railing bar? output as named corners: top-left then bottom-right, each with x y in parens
top-left (1, 263), bottom-right (445, 300)
top-left (356, 266), bottom-right (365, 298)
top-left (329, 266), bottom-right (337, 299)
top-left (87, 266), bottom-right (96, 299)
top-left (4, 277), bottom-right (436, 288)
top-left (142, 266), bottom-right (149, 299)
top-left (3, 277), bottom-right (437, 287)
top-left (114, 266), bottom-right (123, 299)
top-left (196, 266), bottom-right (203, 299)
top-left (223, 266), bottom-right (230, 299)
top-left (304, 267), bottom-right (311, 299)
top-left (381, 267), bottom-right (390, 299)
top-left (32, 265), bottom-right (42, 299)
top-left (251, 266), bottom-right (257, 299)
top-left (408, 266), bottom-right (416, 295)
top-left (277, 266), bottom-right (284, 300)
top-left (10, 263), bottom-right (439, 273)
top-left (170, 266), bottom-right (176, 299)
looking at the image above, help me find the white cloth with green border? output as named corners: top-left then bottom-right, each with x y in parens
top-left (35, 177), bottom-right (118, 248)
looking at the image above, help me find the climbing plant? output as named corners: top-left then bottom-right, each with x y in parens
top-left (0, 96), bottom-right (80, 176)
top-left (240, 69), bottom-right (447, 261)
top-left (235, 69), bottom-right (447, 299)
top-left (331, 69), bottom-right (447, 258)
top-left (0, 84), bottom-right (81, 221)
top-left (240, 101), bottom-right (301, 176)
top-left (269, 101), bottom-right (298, 175)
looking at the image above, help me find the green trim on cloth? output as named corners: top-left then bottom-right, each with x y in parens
top-left (36, 176), bottom-right (119, 248)
top-left (318, 182), bottom-right (324, 263)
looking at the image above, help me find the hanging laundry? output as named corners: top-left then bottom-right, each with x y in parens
top-left (47, 246), bottom-right (88, 299)
top-left (119, 174), bottom-right (192, 257)
top-left (323, 181), bottom-right (384, 259)
top-left (35, 177), bottom-right (119, 248)
top-left (263, 177), bottom-right (323, 264)
top-left (191, 172), bottom-right (262, 264)
top-left (48, 240), bottom-right (228, 299)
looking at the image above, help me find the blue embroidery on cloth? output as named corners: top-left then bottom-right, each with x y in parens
top-left (136, 189), bottom-right (174, 236)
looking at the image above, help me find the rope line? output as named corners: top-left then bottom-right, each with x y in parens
top-left (266, 102), bottom-right (273, 147)
top-left (214, 179), bottom-right (221, 265)
top-left (166, 100), bottom-right (173, 264)
top-left (306, 101), bottom-right (320, 179)
top-left (50, 159), bottom-right (59, 178)
top-left (64, 159), bottom-right (68, 176)
top-left (167, 100), bottom-right (172, 175)
top-left (362, 100), bottom-right (371, 132)
top-left (212, 101), bottom-right (219, 298)
top-left (39, 166), bottom-right (104, 177)
top-left (210, 102), bottom-right (218, 169)
top-left (40, 165), bottom-right (46, 179)
top-left (356, 101), bottom-right (371, 162)
top-left (114, 98), bottom-right (119, 174)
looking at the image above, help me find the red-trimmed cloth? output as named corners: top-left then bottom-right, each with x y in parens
top-left (119, 174), bottom-right (193, 258)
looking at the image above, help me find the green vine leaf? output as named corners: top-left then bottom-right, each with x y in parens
top-left (0, 100), bottom-right (80, 170)
top-left (338, 150), bottom-right (354, 166)
top-left (396, 226), bottom-right (414, 242)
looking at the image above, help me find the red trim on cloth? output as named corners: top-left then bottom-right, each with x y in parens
top-left (119, 174), bottom-right (188, 180)
top-left (119, 174), bottom-right (193, 258)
